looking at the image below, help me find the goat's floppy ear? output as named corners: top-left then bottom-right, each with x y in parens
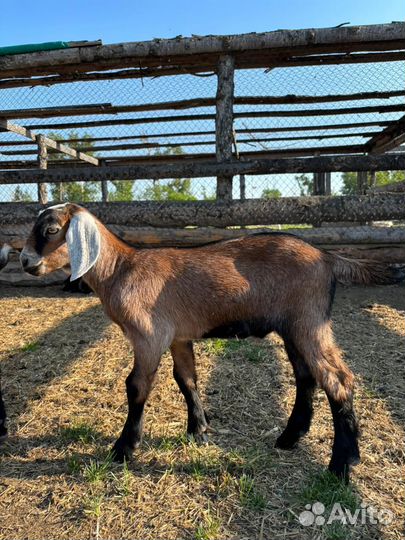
top-left (66, 211), bottom-right (101, 281)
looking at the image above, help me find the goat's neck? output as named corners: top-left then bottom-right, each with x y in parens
top-left (84, 223), bottom-right (132, 299)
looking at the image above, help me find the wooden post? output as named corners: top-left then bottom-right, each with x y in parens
top-left (36, 134), bottom-right (48, 204)
top-left (357, 170), bottom-right (368, 194)
top-left (369, 171), bottom-right (376, 188)
top-left (239, 174), bottom-right (246, 200)
top-left (313, 172), bottom-right (332, 195)
top-left (100, 160), bottom-right (108, 201)
top-left (215, 54), bottom-right (235, 201)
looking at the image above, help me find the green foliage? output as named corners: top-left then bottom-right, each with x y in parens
top-left (141, 144), bottom-right (196, 201)
top-left (108, 180), bottom-right (134, 201)
top-left (204, 339), bottom-right (267, 363)
top-left (341, 170), bottom-right (405, 195)
top-left (261, 188), bottom-right (281, 199)
top-left (295, 173), bottom-right (314, 196)
top-left (143, 178), bottom-right (197, 201)
top-left (12, 186), bottom-right (33, 202)
top-left (60, 420), bottom-right (99, 444)
top-left (237, 474), bottom-right (267, 510)
top-left (47, 131), bottom-right (101, 202)
top-left (83, 454), bottom-right (113, 483)
top-left (20, 341), bottom-right (40, 352)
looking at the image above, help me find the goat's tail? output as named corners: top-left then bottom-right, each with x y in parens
top-left (327, 252), bottom-right (405, 285)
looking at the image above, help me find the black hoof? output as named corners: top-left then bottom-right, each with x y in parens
top-left (328, 453), bottom-right (360, 484)
top-left (275, 430), bottom-right (299, 450)
top-left (111, 441), bottom-right (135, 463)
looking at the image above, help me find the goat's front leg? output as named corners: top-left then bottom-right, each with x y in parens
top-left (111, 343), bottom-right (162, 462)
top-left (171, 340), bottom-right (209, 443)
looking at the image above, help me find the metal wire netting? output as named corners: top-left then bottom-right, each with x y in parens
top-left (1, 59), bottom-right (404, 232)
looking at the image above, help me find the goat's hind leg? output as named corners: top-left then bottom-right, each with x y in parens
top-left (171, 340), bottom-right (209, 443)
top-left (295, 328), bottom-right (360, 482)
top-left (275, 338), bottom-right (316, 450)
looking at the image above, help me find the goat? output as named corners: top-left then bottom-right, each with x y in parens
top-left (20, 203), bottom-right (404, 481)
top-left (0, 242), bottom-right (12, 442)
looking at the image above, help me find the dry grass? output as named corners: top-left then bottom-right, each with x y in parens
top-left (0, 283), bottom-right (404, 540)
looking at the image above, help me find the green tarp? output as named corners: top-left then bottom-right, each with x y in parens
top-left (0, 41), bottom-right (69, 56)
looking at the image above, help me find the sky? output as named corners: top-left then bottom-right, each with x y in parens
top-left (0, 0), bottom-right (404, 47)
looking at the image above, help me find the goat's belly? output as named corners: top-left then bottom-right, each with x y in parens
top-left (202, 317), bottom-right (274, 339)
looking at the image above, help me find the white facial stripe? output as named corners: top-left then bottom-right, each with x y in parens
top-left (38, 203), bottom-right (69, 216)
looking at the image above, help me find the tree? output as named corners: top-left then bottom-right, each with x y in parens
top-left (48, 131), bottom-right (101, 202)
top-left (143, 178), bottom-right (197, 201)
top-left (12, 186), bottom-right (33, 202)
top-left (295, 174), bottom-right (314, 196)
top-left (141, 144), bottom-right (196, 201)
top-left (109, 180), bottom-right (135, 202)
top-left (341, 170), bottom-right (405, 195)
top-left (262, 188), bottom-right (281, 199)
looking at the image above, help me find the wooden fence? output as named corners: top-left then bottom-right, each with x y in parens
top-left (1, 23), bottom-right (405, 261)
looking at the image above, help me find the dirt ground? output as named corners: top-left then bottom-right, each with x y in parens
top-left (0, 282), bottom-right (404, 540)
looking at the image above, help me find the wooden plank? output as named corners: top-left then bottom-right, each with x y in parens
top-left (0, 193), bottom-right (404, 227)
top-left (366, 113), bottom-right (405, 154)
top-left (0, 119), bottom-right (99, 166)
top-left (0, 103), bottom-right (112, 120)
top-left (215, 55), bottom-right (235, 200)
top-left (2, 153), bottom-right (405, 184)
top-left (2, 91), bottom-right (405, 120)
top-left (2, 51), bottom-right (404, 89)
top-left (3, 223), bottom-right (405, 251)
top-left (0, 121), bottom-right (394, 146)
top-left (36, 134), bottom-right (48, 204)
top-left (21, 104), bottom-right (405, 132)
top-left (1, 23), bottom-right (405, 78)
top-left (0, 131), bottom-right (381, 156)
top-left (0, 144), bottom-right (368, 172)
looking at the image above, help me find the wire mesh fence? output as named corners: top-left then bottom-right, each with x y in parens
top-left (1, 55), bottom-right (405, 239)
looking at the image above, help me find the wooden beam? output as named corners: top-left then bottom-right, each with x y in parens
top-left (215, 55), bottom-right (235, 200)
top-left (2, 91), bottom-right (405, 120)
top-left (3, 223), bottom-right (405, 251)
top-left (0, 120), bottom-right (99, 166)
top-left (0, 192), bottom-right (404, 227)
top-left (2, 51), bottom-right (404, 89)
top-left (0, 132), bottom-right (382, 156)
top-left (36, 134), bottom-right (48, 204)
top-left (366, 113), bottom-right (405, 154)
top-left (2, 153), bottom-right (405, 184)
top-left (0, 121), bottom-right (394, 147)
top-left (0, 103), bottom-right (112, 120)
top-left (1, 23), bottom-right (404, 78)
top-left (21, 104), bottom-right (405, 132)
top-left (0, 144), bottom-right (368, 172)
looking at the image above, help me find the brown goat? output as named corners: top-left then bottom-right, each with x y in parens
top-left (20, 203), bottom-right (404, 482)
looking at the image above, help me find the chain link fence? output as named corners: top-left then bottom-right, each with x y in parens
top-left (1, 58), bottom-right (405, 238)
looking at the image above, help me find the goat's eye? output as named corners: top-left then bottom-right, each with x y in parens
top-left (47, 225), bottom-right (60, 235)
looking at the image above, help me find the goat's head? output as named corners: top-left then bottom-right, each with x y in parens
top-left (20, 203), bottom-right (101, 280)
